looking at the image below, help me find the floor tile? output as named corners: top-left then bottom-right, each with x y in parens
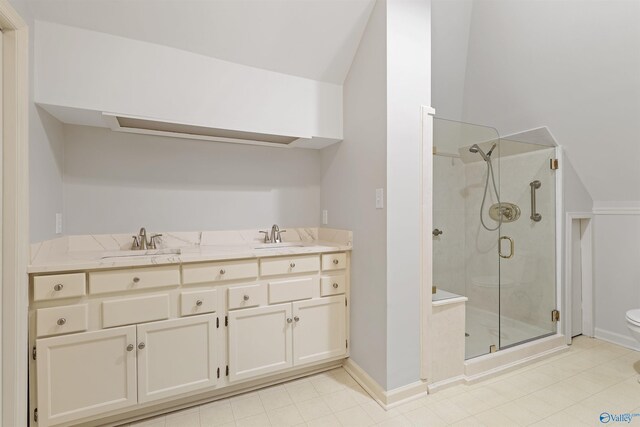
top-left (333, 405), bottom-right (376, 427)
top-left (266, 404), bottom-right (304, 426)
top-left (359, 401), bottom-right (400, 423)
top-left (200, 399), bottom-right (235, 426)
top-left (234, 413), bottom-right (271, 427)
top-left (402, 406), bottom-right (447, 427)
top-left (306, 413), bottom-right (342, 427)
top-left (322, 389), bottom-right (360, 412)
top-left (296, 397), bottom-right (333, 421)
top-left (230, 395), bottom-right (265, 420)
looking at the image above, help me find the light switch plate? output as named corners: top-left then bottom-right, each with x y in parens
top-left (375, 188), bottom-right (384, 209)
top-left (322, 210), bottom-right (328, 225)
top-left (55, 213), bottom-right (63, 234)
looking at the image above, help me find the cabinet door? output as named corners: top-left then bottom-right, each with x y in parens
top-left (36, 326), bottom-right (137, 427)
top-left (137, 314), bottom-right (218, 403)
top-left (292, 296), bottom-right (346, 366)
top-left (228, 304), bottom-right (293, 382)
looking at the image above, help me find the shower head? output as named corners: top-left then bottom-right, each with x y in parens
top-left (469, 144), bottom-right (490, 161)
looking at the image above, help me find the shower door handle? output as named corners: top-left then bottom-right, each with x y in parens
top-left (499, 236), bottom-right (514, 259)
top-left (530, 180), bottom-right (542, 222)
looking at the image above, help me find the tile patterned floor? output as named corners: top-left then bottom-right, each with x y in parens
top-left (125, 337), bottom-right (640, 426)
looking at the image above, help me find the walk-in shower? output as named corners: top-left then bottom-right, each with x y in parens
top-left (432, 117), bottom-right (558, 360)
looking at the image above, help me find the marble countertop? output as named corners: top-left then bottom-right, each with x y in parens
top-left (29, 228), bottom-right (352, 274)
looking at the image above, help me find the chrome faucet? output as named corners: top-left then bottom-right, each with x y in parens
top-left (259, 224), bottom-right (287, 243)
top-left (131, 227), bottom-right (162, 250)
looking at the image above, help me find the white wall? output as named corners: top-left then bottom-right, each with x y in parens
top-left (385, 0), bottom-right (431, 390)
top-left (458, 0), bottom-right (640, 203)
top-left (593, 206), bottom-right (640, 350)
top-left (8, 0), bottom-right (65, 243)
top-left (34, 21), bottom-right (343, 142)
top-left (320, 0), bottom-right (388, 389)
top-left (431, 0), bottom-right (472, 120)
top-left (321, 0), bottom-right (431, 391)
top-left (63, 125), bottom-right (321, 235)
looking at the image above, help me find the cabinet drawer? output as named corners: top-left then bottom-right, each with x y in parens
top-left (320, 275), bottom-right (346, 296)
top-left (321, 253), bottom-right (347, 271)
top-left (181, 289), bottom-right (218, 316)
top-left (36, 304), bottom-right (88, 337)
top-left (33, 273), bottom-right (86, 301)
top-left (183, 259), bottom-right (258, 285)
top-left (102, 294), bottom-right (170, 328)
top-left (89, 266), bottom-right (180, 295)
top-left (269, 277), bottom-right (315, 304)
top-left (260, 255), bottom-right (320, 277)
top-left (228, 284), bottom-right (266, 310)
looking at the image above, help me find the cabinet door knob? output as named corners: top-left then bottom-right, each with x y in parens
top-left (333, 283), bottom-right (339, 289)
top-left (220, 269), bottom-right (226, 275)
top-left (286, 318), bottom-right (293, 323)
top-left (290, 262), bottom-right (296, 268)
top-left (57, 318), bottom-right (66, 326)
top-left (333, 259), bottom-right (339, 265)
top-left (243, 295), bottom-right (250, 301)
top-left (138, 342), bottom-right (145, 350)
top-left (132, 277), bottom-right (140, 283)
top-left (196, 299), bottom-right (203, 306)
top-left (127, 344), bottom-right (134, 352)
top-left (294, 316), bottom-right (300, 322)
top-left (53, 283), bottom-right (64, 291)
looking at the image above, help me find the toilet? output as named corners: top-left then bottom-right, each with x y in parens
top-left (626, 309), bottom-right (640, 343)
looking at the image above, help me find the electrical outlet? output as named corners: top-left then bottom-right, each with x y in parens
top-left (55, 213), bottom-right (63, 234)
top-left (375, 188), bottom-right (384, 209)
top-left (322, 210), bottom-right (328, 225)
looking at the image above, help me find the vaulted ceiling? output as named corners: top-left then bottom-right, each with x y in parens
top-left (27, 0), bottom-right (375, 84)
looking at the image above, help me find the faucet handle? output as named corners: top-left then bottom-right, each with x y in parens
top-left (278, 229), bottom-right (287, 241)
top-left (149, 234), bottom-right (163, 249)
top-left (259, 231), bottom-right (270, 243)
top-left (131, 236), bottom-right (141, 250)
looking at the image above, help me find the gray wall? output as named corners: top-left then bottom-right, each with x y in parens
top-left (63, 125), bottom-right (321, 234)
top-left (9, 0), bottom-right (65, 243)
top-left (320, 0), bottom-right (389, 389)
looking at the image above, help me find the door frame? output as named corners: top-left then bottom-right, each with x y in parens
top-left (0, 1), bottom-right (29, 425)
top-left (564, 213), bottom-right (594, 343)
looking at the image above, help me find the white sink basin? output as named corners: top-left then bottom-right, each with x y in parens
top-left (101, 248), bottom-right (181, 259)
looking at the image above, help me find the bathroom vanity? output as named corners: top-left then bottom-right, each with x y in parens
top-left (27, 228), bottom-right (351, 427)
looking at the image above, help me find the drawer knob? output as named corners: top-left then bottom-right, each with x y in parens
top-left (286, 318), bottom-right (293, 323)
top-left (294, 316), bottom-right (300, 322)
top-left (57, 318), bottom-right (66, 326)
top-left (132, 277), bottom-right (140, 283)
top-left (127, 344), bottom-right (134, 352)
top-left (290, 262), bottom-right (296, 268)
top-left (243, 295), bottom-right (250, 301)
top-left (196, 299), bottom-right (203, 306)
top-left (220, 269), bottom-right (226, 275)
top-left (138, 342), bottom-right (145, 350)
top-left (53, 283), bottom-right (64, 291)
top-left (333, 259), bottom-right (339, 265)
top-left (333, 283), bottom-right (339, 289)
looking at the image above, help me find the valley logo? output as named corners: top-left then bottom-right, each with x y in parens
top-left (600, 412), bottom-right (640, 423)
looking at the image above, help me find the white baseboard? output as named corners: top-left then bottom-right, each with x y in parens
top-left (595, 328), bottom-right (640, 351)
top-left (342, 359), bottom-right (427, 410)
top-left (427, 375), bottom-right (465, 393)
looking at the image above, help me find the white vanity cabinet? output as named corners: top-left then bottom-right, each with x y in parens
top-left (36, 326), bottom-right (138, 427)
top-left (136, 315), bottom-right (218, 403)
top-left (228, 304), bottom-right (293, 382)
top-left (293, 295), bottom-right (346, 365)
top-left (29, 251), bottom-right (349, 427)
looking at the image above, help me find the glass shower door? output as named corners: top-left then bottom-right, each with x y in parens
top-left (432, 118), bottom-right (503, 359)
top-left (498, 139), bottom-right (557, 348)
